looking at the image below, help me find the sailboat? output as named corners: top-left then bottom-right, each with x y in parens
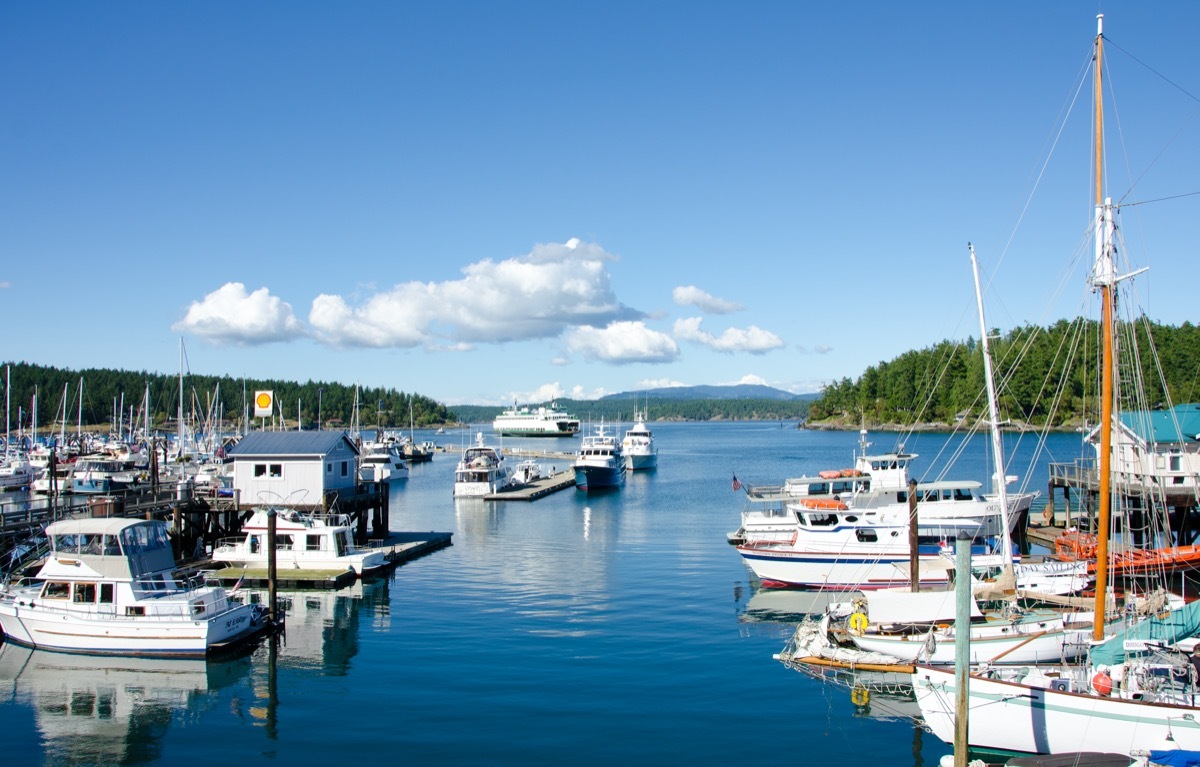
top-left (912, 16), bottom-right (1200, 755)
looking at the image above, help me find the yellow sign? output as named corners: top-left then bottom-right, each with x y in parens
top-left (254, 390), bottom-right (274, 418)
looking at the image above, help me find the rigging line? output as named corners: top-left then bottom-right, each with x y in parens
top-left (1103, 37), bottom-right (1200, 106)
top-left (1118, 189), bottom-right (1200, 208)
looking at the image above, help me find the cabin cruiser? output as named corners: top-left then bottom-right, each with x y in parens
top-left (358, 440), bottom-right (409, 483)
top-left (71, 457), bottom-right (145, 494)
top-left (574, 422), bottom-right (626, 490)
top-left (0, 517), bottom-right (268, 657)
top-left (621, 410), bottom-right (658, 470)
top-left (453, 433), bottom-right (514, 497)
top-left (211, 507), bottom-right (388, 576)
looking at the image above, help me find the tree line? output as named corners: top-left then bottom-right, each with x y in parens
top-left (806, 318), bottom-right (1200, 428)
top-left (0, 362), bottom-right (454, 432)
top-left (450, 397), bottom-right (813, 426)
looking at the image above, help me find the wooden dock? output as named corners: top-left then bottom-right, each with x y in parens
top-left (485, 470), bottom-right (577, 501)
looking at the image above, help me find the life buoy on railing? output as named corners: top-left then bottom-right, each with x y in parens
top-left (799, 498), bottom-right (849, 511)
top-left (848, 612), bottom-right (869, 636)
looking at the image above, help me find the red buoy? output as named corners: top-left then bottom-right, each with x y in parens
top-left (1092, 671), bottom-right (1112, 696)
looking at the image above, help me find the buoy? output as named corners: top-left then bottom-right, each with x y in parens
top-left (848, 612), bottom-right (869, 635)
top-left (1092, 670), bottom-right (1113, 696)
top-left (850, 686), bottom-right (870, 707)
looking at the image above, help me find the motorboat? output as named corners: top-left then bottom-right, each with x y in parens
top-left (621, 409), bottom-right (658, 470)
top-left (574, 421), bottom-right (626, 490)
top-left (492, 403), bottom-right (580, 437)
top-left (453, 432), bottom-right (514, 497)
top-left (358, 439), bottom-right (410, 483)
top-left (0, 517), bottom-right (268, 657)
top-left (0, 452), bottom-right (35, 491)
top-left (70, 457), bottom-right (144, 494)
top-left (511, 458), bottom-right (545, 486)
top-left (211, 507), bottom-right (388, 576)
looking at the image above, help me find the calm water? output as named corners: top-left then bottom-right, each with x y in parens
top-left (0, 423), bottom-right (1090, 767)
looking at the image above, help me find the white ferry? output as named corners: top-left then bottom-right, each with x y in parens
top-left (492, 403), bottom-right (580, 437)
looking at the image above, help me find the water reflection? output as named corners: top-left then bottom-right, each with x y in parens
top-left (0, 642), bottom-right (252, 765)
top-left (242, 579), bottom-right (390, 671)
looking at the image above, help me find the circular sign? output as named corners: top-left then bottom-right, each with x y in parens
top-left (256, 392), bottom-right (273, 408)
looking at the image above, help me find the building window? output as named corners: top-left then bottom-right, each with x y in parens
top-left (269, 464), bottom-right (282, 478)
top-left (254, 464), bottom-right (267, 477)
top-left (327, 463), bottom-right (333, 474)
top-left (341, 461), bottom-right (348, 477)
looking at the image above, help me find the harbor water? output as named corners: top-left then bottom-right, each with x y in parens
top-left (1, 422), bottom-right (1091, 766)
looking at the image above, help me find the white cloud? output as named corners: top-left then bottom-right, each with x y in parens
top-left (0, 280), bottom-right (10, 289)
top-left (173, 282), bottom-right (305, 344)
top-left (308, 238), bottom-right (639, 348)
top-left (796, 344), bottom-right (834, 355)
top-left (726, 374), bottom-right (770, 386)
top-left (672, 285), bottom-right (743, 314)
top-left (565, 321), bottom-right (680, 364)
top-left (672, 317), bottom-right (785, 354)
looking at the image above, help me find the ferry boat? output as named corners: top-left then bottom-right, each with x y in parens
top-left (0, 517), bottom-right (268, 657)
top-left (211, 508), bottom-right (388, 576)
top-left (573, 422), bottom-right (626, 490)
top-left (453, 432), bottom-right (514, 497)
top-left (492, 403), bottom-right (580, 437)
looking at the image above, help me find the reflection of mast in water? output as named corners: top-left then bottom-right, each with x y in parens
top-left (0, 642), bottom-right (252, 765)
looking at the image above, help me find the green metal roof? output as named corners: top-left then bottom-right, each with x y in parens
top-left (1119, 403), bottom-right (1200, 445)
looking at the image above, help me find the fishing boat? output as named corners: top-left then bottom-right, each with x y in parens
top-left (211, 507), bottom-right (388, 576)
top-left (0, 517), bottom-right (268, 657)
top-left (453, 432), bottom-right (514, 497)
top-left (621, 408), bottom-right (658, 470)
top-left (912, 17), bottom-right (1200, 755)
top-left (492, 403), bottom-right (580, 437)
top-left (573, 421), bottom-right (626, 490)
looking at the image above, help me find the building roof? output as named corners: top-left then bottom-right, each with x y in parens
top-left (227, 430), bottom-right (359, 458)
top-left (1119, 403), bottom-right (1200, 445)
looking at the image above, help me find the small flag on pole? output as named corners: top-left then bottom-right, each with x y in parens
top-left (230, 569), bottom-right (246, 595)
top-left (731, 474), bottom-right (742, 492)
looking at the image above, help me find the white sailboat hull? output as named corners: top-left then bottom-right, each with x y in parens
top-left (912, 664), bottom-right (1200, 755)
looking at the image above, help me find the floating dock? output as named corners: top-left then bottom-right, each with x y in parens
top-left (485, 470), bottom-right (577, 501)
top-left (202, 531), bottom-right (453, 589)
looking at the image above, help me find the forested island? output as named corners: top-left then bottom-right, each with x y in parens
top-left (7, 316), bottom-right (1196, 435)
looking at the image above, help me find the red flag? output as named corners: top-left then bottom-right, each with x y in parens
top-left (732, 474), bottom-right (742, 492)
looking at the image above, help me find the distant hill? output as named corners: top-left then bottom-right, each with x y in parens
top-left (602, 384), bottom-right (811, 401)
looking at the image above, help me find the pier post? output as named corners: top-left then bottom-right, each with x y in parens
top-left (267, 507), bottom-right (278, 623)
top-left (907, 479), bottom-right (919, 592)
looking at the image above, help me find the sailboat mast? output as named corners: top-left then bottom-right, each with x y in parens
top-left (970, 245), bottom-right (1013, 574)
top-left (1092, 13), bottom-right (1114, 642)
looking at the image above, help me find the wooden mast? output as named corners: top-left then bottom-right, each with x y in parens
top-left (1092, 13), bottom-right (1114, 643)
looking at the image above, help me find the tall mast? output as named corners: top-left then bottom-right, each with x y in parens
top-left (1092, 13), bottom-right (1114, 642)
top-left (970, 244), bottom-right (1013, 578)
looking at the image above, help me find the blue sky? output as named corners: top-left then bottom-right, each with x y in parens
top-left (3, 2), bottom-right (1199, 406)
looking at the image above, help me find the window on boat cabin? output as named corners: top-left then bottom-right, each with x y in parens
top-left (897, 490), bottom-right (908, 503)
top-left (278, 534), bottom-right (295, 550)
top-left (922, 490), bottom-right (939, 503)
top-left (249, 535), bottom-right (261, 554)
top-left (807, 513), bottom-right (837, 527)
top-left (126, 606), bottom-right (145, 616)
top-left (856, 529), bottom-right (878, 543)
top-left (306, 534), bottom-right (322, 551)
top-left (953, 488), bottom-right (974, 501)
top-left (74, 583), bottom-right (96, 603)
top-left (43, 581), bottom-right (70, 600)
top-left (99, 583), bottom-right (114, 604)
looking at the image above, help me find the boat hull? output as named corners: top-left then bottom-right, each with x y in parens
top-left (574, 465), bottom-right (625, 489)
top-left (736, 545), bottom-right (957, 590)
top-left (912, 664), bottom-right (1200, 755)
top-left (625, 452), bottom-right (658, 471)
top-left (0, 601), bottom-right (263, 658)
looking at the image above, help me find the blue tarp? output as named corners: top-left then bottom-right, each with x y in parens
top-left (1151, 750), bottom-right (1200, 767)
